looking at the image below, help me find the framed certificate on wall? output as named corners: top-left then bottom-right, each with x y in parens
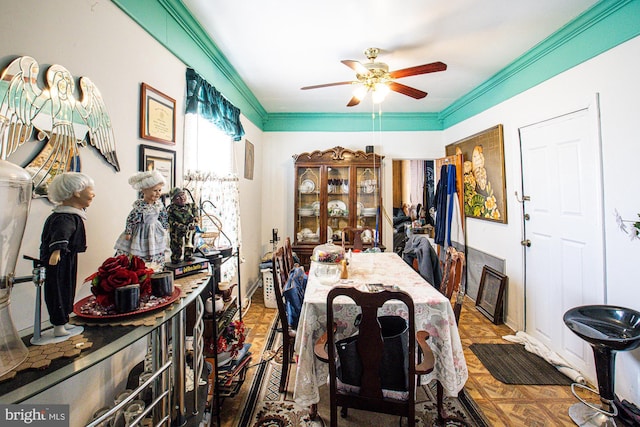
top-left (140, 83), bottom-right (176, 144)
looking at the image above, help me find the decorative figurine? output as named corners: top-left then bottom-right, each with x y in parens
top-left (114, 170), bottom-right (168, 269)
top-left (167, 187), bottom-right (199, 264)
top-left (40, 172), bottom-right (95, 338)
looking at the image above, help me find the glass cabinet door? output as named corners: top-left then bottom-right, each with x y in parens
top-left (296, 167), bottom-right (320, 244)
top-left (356, 167), bottom-right (380, 244)
top-left (326, 166), bottom-right (349, 243)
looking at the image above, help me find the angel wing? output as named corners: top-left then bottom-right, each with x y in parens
top-left (22, 63), bottom-right (82, 190)
top-left (77, 77), bottom-right (120, 171)
top-left (0, 56), bottom-right (43, 160)
top-left (0, 56), bottom-right (120, 193)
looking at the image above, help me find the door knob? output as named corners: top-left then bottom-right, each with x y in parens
top-left (524, 214), bottom-right (530, 221)
top-left (521, 239), bottom-right (531, 247)
top-left (515, 191), bottom-right (531, 203)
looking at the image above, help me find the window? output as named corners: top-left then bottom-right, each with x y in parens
top-left (184, 113), bottom-right (240, 282)
top-left (184, 113), bottom-right (232, 176)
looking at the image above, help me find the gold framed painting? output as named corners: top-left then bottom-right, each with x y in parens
top-left (446, 124), bottom-right (507, 223)
top-left (140, 83), bottom-right (176, 144)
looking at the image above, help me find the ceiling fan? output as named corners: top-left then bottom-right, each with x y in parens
top-left (301, 47), bottom-right (447, 107)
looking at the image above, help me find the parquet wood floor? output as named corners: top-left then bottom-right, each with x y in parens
top-left (218, 290), bottom-right (601, 426)
top-left (458, 297), bottom-right (590, 426)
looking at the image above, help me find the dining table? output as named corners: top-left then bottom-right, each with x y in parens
top-left (292, 251), bottom-right (468, 408)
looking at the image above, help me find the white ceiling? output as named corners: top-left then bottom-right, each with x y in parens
top-left (181, 0), bottom-right (599, 114)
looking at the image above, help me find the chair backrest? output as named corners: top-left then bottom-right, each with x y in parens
top-left (439, 247), bottom-right (465, 323)
top-left (326, 286), bottom-right (416, 423)
top-left (341, 227), bottom-right (373, 251)
top-left (283, 236), bottom-right (295, 274)
top-left (271, 247), bottom-right (290, 332)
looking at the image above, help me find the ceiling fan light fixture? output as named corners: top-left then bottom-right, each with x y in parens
top-left (352, 85), bottom-right (368, 101)
top-left (301, 47), bottom-right (446, 107)
top-left (372, 82), bottom-right (390, 104)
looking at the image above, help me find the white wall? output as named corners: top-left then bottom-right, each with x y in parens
top-left (0, 1), bottom-right (263, 424)
top-left (235, 117), bottom-right (264, 295)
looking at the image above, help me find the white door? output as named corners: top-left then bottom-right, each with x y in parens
top-left (519, 100), bottom-right (605, 380)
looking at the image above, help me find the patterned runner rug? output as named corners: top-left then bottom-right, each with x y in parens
top-left (232, 317), bottom-right (489, 427)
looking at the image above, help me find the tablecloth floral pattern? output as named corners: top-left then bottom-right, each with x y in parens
top-left (293, 252), bottom-right (468, 407)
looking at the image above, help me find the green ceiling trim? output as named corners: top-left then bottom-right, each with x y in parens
top-left (113, 0), bottom-right (637, 133)
top-left (441, 0), bottom-right (640, 128)
top-left (111, 0), bottom-right (267, 128)
top-left (263, 113), bottom-right (443, 132)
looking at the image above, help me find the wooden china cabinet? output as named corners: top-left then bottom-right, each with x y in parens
top-left (292, 146), bottom-right (384, 268)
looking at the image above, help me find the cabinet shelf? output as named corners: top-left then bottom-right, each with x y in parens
top-left (199, 250), bottom-right (243, 426)
top-left (292, 146), bottom-right (384, 268)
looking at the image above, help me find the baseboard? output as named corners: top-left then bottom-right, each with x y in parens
top-left (246, 277), bottom-right (260, 299)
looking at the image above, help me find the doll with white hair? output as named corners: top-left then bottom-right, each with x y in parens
top-left (40, 172), bottom-right (95, 337)
top-left (114, 170), bottom-right (169, 268)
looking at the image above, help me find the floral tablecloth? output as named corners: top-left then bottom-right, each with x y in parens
top-left (292, 252), bottom-right (468, 407)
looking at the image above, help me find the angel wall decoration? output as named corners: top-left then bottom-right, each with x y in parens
top-left (0, 56), bottom-right (120, 194)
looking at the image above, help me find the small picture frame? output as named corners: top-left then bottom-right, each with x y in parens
top-left (139, 144), bottom-right (176, 195)
top-left (475, 265), bottom-right (508, 324)
top-left (244, 140), bottom-right (254, 180)
top-left (140, 83), bottom-right (176, 144)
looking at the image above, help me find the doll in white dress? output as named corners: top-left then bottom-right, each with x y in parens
top-left (114, 170), bottom-right (168, 269)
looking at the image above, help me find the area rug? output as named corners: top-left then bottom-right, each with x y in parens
top-left (469, 343), bottom-right (573, 385)
top-left (233, 319), bottom-right (490, 427)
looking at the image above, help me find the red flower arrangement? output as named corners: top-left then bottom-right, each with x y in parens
top-left (85, 255), bottom-right (155, 307)
top-left (205, 320), bottom-right (246, 356)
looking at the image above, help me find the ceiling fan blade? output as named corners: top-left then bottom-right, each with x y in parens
top-left (388, 82), bottom-right (427, 99)
top-left (341, 60), bottom-right (369, 75)
top-left (301, 81), bottom-right (353, 90)
top-left (347, 96), bottom-right (361, 107)
top-left (389, 61), bottom-right (447, 79)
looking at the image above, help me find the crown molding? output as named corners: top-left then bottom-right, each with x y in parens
top-left (113, 0), bottom-right (639, 132)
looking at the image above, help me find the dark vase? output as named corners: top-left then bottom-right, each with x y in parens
top-left (151, 271), bottom-right (174, 297)
top-left (115, 284), bottom-right (140, 313)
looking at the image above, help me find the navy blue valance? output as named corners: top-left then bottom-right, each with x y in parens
top-left (185, 68), bottom-right (245, 141)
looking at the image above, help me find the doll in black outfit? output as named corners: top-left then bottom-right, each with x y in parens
top-left (40, 172), bottom-right (95, 337)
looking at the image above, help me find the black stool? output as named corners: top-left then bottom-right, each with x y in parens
top-left (563, 305), bottom-right (640, 426)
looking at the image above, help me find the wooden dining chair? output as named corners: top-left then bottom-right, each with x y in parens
top-left (283, 236), bottom-right (296, 274)
top-left (439, 247), bottom-right (466, 324)
top-left (326, 286), bottom-right (417, 426)
top-left (316, 286), bottom-right (466, 426)
top-left (271, 246), bottom-right (296, 392)
top-left (341, 226), bottom-right (373, 251)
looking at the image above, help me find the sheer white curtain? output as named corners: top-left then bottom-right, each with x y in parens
top-left (184, 113), bottom-right (240, 282)
top-left (410, 160), bottom-right (425, 213)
